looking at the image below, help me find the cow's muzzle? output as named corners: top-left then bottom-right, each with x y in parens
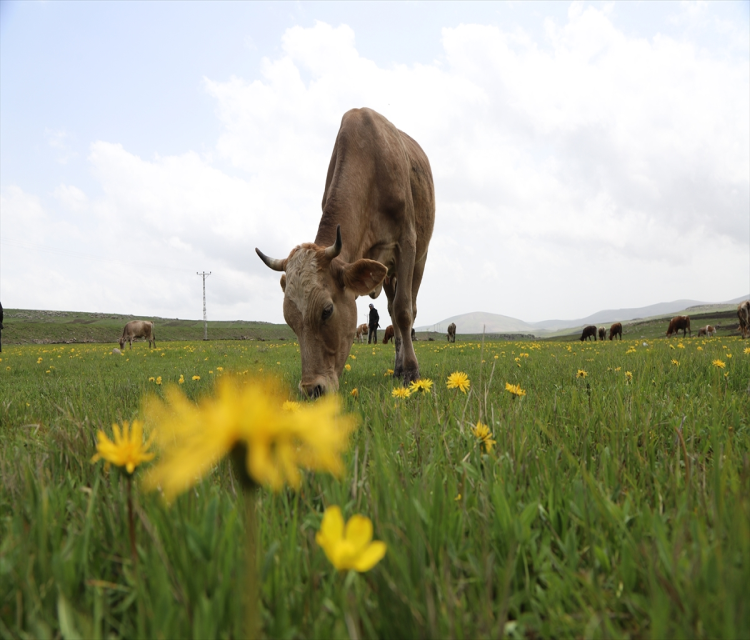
top-left (299, 375), bottom-right (337, 399)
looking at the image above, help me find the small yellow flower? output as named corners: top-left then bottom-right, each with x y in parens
top-left (192, 375), bottom-right (200, 381)
top-left (576, 370), bottom-right (588, 378)
top-left (671, 360), bottom-right (679, 367)
top-left (392, 387), bottom-right (411, 399)
top-left (409, 378), bottom-right (433, 394)
top-left (744, 347), bottom-right (750, 355)
top-left (350, 388), bottom-right (359, 398)
top-left (217, 366), bottom-right (223, 372)
top-left (678, 343), bottom-right (685, 349)
top-left (726, 353), bottom-right (732, 359)
top-left (37, 357), bottom-right (43, 363)
top-left (697, 346), bottom-right (703, 351)
top-left (669, 345), bottom-right (675, 350)
top-left (178, 375), bottom-right (185, 385)
top-left (349, 355), bottom-right (357, 360)
top-left (446, 371), bottom-right (470, 393)
top-left (614, 367), bottom-right (621, 372)
top-left (471, 421), bottom-right (496, 453)
top-left (282, 400), bottom-right (300, 412)
top-left (384, 369), bottom-right (394, 376)
top-left (156, 376), bottom-right (162, 385)
top-left (454, 493), bottom-right (462, 501)
top-left (713, 359), bottom-right (725, 369)
top-left (91, 420), bottom-right (155, 474)
top-left (625, 371), bottom-right (633, 382)
top-left (315, 506), bottom-right (386, 572)
top-left (344, 364), bottom-right (351, 371)
top-left (505, 382), bottom-right (526, 397)
top-left (149, 376), bottom-right (155, 382)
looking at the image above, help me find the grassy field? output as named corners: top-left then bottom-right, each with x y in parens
top-left (1, 334), bottom-right (748, 638)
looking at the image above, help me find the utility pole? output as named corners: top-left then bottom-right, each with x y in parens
top-left (197, 271), bottom-right (211, 340)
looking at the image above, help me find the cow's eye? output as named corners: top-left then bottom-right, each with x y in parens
top-left (322, 304), bottom-right (333, 321)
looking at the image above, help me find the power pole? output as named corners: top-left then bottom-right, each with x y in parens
top-left (197, 271), bottom-right (211, 340)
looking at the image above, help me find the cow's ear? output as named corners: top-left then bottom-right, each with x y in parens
top-left (280, 274), bottom-right (287, 292)
top-left (340, 259), bottom-right (387, 295)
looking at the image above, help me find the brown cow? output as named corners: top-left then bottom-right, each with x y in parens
top-left (255, 108), bottom-right (435, 396)
top-left (383, 325), bottom-right (395, 344)
top-left (119, 320), bottom-right (155, 349)
top-left (580, 325), bottom-right (597, 341)
top-left (738, 300), bottom-right (750, 339)
top-left (609, 322), bottom-right (622, 340)
top-left (666, 316), bottom-right (691, 338)
top-left (355, 323), bottom-right (369, 343)
top-left (447, 322), bottom-right (456, 343)
top-left (697, 325), bottom-right (716, 338)
top-left (598, 327), bottom-right (606, 341)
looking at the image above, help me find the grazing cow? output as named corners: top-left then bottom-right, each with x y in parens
top-left (383, 325), bottom-right (395, 344)
top-left (119, 320), bottom-right (156, 349)
top-left (598, 327), bottom-right (606, 341)
top-left (666, 316), bottom-right (691, 338)
top-left (697, 325), bottom-right (716, 338)
top-left (255, 108), bottom-right (435, 396)
top-left (355, 323), bottom-right (369, 343)
top-left (580, 325), bottom-right (597, 341)
top-left (609, 322), bottom-right (622, 341)
top-left (738, 300), bottom-right (750, 339)
top-left (447, 323), bottom-right (456, 343)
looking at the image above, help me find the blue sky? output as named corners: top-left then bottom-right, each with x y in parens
top-left (1, 1), bottom-right (748, 324)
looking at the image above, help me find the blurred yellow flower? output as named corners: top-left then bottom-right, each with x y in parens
top-left (697, 347), bottom-right (703, 351)
top-left (505, 382), bottom-right (526, 397)
top-left (350, 388), bottom-right (359, 398)
top-left (384, 369), bottom-right (394, 376)
top-left (726, 353), bottom-right (732, 359)
top-left (744, 347), bottom-right (750, 355)
top-left (713, 359), bottom-right (725, 369)
top-left (192, 375), bottom-right (200, 381)
top-left (217, 367), bottom-right (223, 372)
top-left (156, 376), bottom-right (162, 385)
top-left (446, 371), bottom-right (470, 393)
top-left (472, 421), bottom-right (495, 453)
top-left (671, 360), bottom-right (679, 367)
top-left (37, 358), bottom-right (42, 363)
top-left (178, 375), bottom-right (185, 385)
top-left (282, 400), bottom-right (300, 412)
top-left (143, 376), bottom-right (357, 499)
top-left (149, 376), bottom-right (155, 382)
top-left (409, 379), bottom-right (433, 394)
top-left (577, 370), bottom-right (588, 378)
top-left (625, 371), bottom-right (633, 382)
top-left (349, 355), bottom-right (357, 360)
top-left (391, 387), bottom-right (411, 399)
top-left (344, 364), bottom-right (351, 371)
top-left (91, 420), bottom-right (155, 474)
top-left (678, 343), bottom-right (685, 349)
top-left (315, 506), bottom-right (386, 572)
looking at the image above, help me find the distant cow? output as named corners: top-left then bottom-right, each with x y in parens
top-left (580, 325), bottom-right (597, 341)
top-left (738, 301), bottom-right (750, 339)
top-left (383, 325), bottom-right (395, 344)
top-left (697, 325), bottom-right (716, 338)
top-left (666, 316), bottom-right (691, 338)
top-left (447, 323), bottom-right (456, 343)
top-left (598, 327), bottom-right (606, 341)
top-left (609, 322), bottom-right (622, 341)
top-left (355, 323), bottom-right (369, 343)
top-left (119, 320), bottom-right (156, 349)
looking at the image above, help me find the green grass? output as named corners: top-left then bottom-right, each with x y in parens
top-left (1, 336), bottom-right (749, 638)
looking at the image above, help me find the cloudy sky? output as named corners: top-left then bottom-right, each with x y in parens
top-left (1, 1), bottom-right (748, 327)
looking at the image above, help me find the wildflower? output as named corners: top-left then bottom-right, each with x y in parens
top-left (446, 372), bottom-right (470, 393)
top-left (471, 421), bottom-right (496, 453)
top-left (671, 360), bottom-right (679, 367)
top-left (392, 387), bottom-right (411, 399)
top-left (192, 375), bottom-right (200, 381)
top-left (626, 348), bottom-right (636, 354)
top-left (384, 369), bottom-right (394, 376)
top-left (349, 355), bottom-right (357, 360)
top-left (745, 347), bottom-right (750, 355)
top-left (209, 370), bottom-right (214, 374)
top-left (677, 343), bottom-right (685, 349)
top-left (726, 353), bottom-right (732, 359)
top-left (697, 346), bottom-right (703, 351)
top-left (344, 364), bottom-right (351, 371)
top-left (149, 376), bottom-right (155, 382)
top-left (713, 359), bottom-right (725, 369)
top-left (614, 367), bottom-right (621, 372)
top-left (37, 358), bottom-right (42, 363)
top-left (350, 388), bottom-right (359, 398)
top-left (91, 421), bottom-right (155, 474)
top-left (315, 506), bottom-right (386, 572)
top-left (143, 376), bottom-right (356, 499)
top-left (625, 371), bottom-right (633, 382)
top-left (282, 400), bottom-right (300, 412)
top-left (577, 370), bottom-right (588, 379)
top-left (217, 367), bottom-right (223, 372)
top-left (409, 378), bottom-right (433, 394)
top-left (505, 382), bottom-right (526, 397)
top-left (455, 494), bottom-right (461, 501)
top-left (156, 376), bottom-right (162, 385)
top-left (669, 345), bottom-right (675, 350)
top-left (178, 375), bottom-right (185, 385)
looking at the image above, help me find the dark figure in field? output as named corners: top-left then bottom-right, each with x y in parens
top-left (609, 322), bottom-right (622, 340)
top-left (368, 304), bottom-right (380, 344)
top-left (383, 325), bottom-right (394, 344)
top-left (666, 316), bottom-right (691, 338)
top-left (738, 301), bottom-right (750, 339)
top-left (580, 325), bottom-right (597, 341)
top-left (598, 327), bottom-right (606, 341)
top-left (447, 322), bottom-right (456, 343)
top-left (119, 320), bottom-right (156, 349)
top-left (0, 301), bottom-right (3, 352)
top-left (411, 327), bottom-right (416, 342)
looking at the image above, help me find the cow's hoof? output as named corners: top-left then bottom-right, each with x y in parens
top-left (402, 368), bottom-right (420, 385)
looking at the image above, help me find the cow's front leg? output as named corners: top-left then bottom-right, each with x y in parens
top-left (392, 267), bottom-right (419, 384)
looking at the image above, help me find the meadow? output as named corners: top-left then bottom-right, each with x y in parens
top-left (1, 334), bottom-right (748, 639)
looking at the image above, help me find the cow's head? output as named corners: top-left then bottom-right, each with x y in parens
top-left (256, 226), bottom-right (387, 397)
top-left (118, 337), bottom-right (125, 349)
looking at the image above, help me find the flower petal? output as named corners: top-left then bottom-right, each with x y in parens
top-left (353, 541), bottom-right (387, 572)
top-left (344, 515), bottom-right (373, 556)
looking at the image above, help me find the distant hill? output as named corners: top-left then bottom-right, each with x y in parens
top-left (417, 295), bottom-right (749, 336)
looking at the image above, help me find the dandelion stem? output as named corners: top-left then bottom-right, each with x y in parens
top-left (126, 475), bottom-right (137, 566)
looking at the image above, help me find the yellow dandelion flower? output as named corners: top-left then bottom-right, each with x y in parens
top-left (315, 506), bottom-right (386, 572)
top-left (344, 364), bottom-right (351, 371)
top-left (391, 387), bottom-right (411, 399)
top-left (91, 420), bottom-right (155, 474)
top-left (178, 375), bottom-right (185, 385)
top-left (576, 370), bottom-right (588, 378)
top-left (217, 366), bottom-right (223, 372)
top-left (471, 421), bottom-right (496, 453)
top-left (156, 376), bottom-right (162, 385)
top-left (349, 355), bottom-right (357, 360)
top-left (677, 343), bottom-right (685, 349)
top-left (505, 382), bottom-right (526, 397)
top-left (671, 360), bottom-right (679, 367)
top-left (614, 367), bottom-right (621, 372)
top-left (192, 375), bottom-right (200, 381)
top-left (697, 346), bottom-right (703, 351)
top-left (350, 388), bottom-right (359, 398)
top-left (282, 400), bottom-right (300, 412)
top-left (409, 378), bottom-right (433, 394)
top-left (37, 357), bottom-right (43, 363)
top-left (726, 353), bottom-right (732, 359)
top-left (446, 371), bottom-right (470, 393)
top-left (625, 371), bottom-right (633, 382)
top-left (744, 347), bottom-right (750, 355)
top-left (384, 369), bottom-right (394, 376)
top-left (148, 376), bottom-right (155, 382)
top-left (142, 376), bottom-right (357, 499)
top-left (712, 359), bottom-right (725, 369)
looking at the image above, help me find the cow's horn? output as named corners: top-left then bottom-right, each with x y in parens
top-left (255, 248), bottom-right (285, 272)
top-left (324, 225), bottom-right (342, 260)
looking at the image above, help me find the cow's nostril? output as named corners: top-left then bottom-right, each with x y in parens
top-left (311, 385), bottom-right (323, 399)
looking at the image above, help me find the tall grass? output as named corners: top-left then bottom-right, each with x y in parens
top-left (1, 337), bottom-right (748, 638)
